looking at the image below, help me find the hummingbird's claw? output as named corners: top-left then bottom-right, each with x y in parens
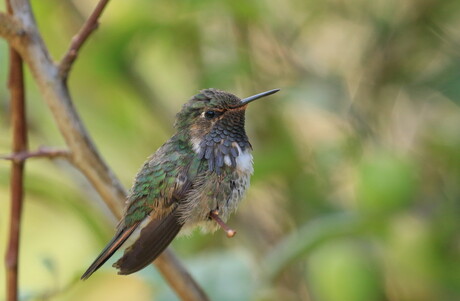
top-left (210, 210), bottom-right (237, 238)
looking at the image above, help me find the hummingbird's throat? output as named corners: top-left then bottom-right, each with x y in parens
top-left (190, 129), bottom-right (252, 174)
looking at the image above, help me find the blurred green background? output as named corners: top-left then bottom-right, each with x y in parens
top-left (1, 0), bottom-right (460, 300)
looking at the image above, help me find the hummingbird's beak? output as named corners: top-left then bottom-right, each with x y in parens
top-left (238, 88), bottom-right (280, 107)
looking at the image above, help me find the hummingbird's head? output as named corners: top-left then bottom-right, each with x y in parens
top-left (175, 88), bottom-right (279, 172)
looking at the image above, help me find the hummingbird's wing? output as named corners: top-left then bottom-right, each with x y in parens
top-left (80, 221), bottom-right (140, 280)
top-left (112, 207), bottom-right (182, 274)
top-left (111, 152), bottom-right (200, 275)
top-left (81, 138), bottom-right (201, 279)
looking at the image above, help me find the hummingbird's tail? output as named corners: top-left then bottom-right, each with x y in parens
top-left (80, 222), bottom-right (140, 280)
top-left (113, 209), bottom-right (183, 275)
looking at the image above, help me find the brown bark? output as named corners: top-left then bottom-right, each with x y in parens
top-left (5, 3), bottom-right (27, 301)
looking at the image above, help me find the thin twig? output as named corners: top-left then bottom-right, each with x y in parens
top-left (5, 2), bottom-right (27, 301)
top-left (0, 147), bottom-right (70, 163)
top-left (58, 0), bottom-right (110, 76)
top-left (210, 210), bottom-right (236, 238)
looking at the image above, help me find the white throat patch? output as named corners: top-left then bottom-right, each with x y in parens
top-left (235, 150), bottom-right (253, 174)
top-left (229, 144), bottom-right (253, 174)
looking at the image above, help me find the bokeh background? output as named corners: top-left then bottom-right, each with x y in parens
top-left (1, 0), bottom-right (460, 300)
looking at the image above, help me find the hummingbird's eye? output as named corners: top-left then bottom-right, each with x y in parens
top-left (204, 110), bottom-right (216, 119)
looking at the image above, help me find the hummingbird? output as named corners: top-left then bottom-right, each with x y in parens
top-left (81, 88), bottom-right (280, 279)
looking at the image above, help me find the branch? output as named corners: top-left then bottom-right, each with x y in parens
top-left (5, 1), bottom-right (209, 300)
top-left (0, 147), bottom-right (70, 163)
top-left (58, 0), bottom-right (110, 77)
top-left (10, 0), bottom-right (126, 217)
top-left (5, 3), bottom-right (27, 301)
top-left (0, 12), bottom-right (25, 43)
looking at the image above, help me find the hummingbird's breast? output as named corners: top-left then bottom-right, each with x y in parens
top-left (178, 145), bottom-right (253, 233)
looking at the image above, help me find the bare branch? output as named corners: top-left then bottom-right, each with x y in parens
top-left (5, 3), bottom-right (27, 301)
top-left (4, 1), bottom-right (210, 300)
top-left (0, 12), bottom-right (25, 43)
top-left (210, 210), bottom-right (236, 238)
top-left (155, 250), bottom-right (209, 300)
top-left (0, 147), bottom-right (70, 163)
top-left (59, 0), bottom-right (110, 77)
top-left (9, 0), bottom-right (126, 217)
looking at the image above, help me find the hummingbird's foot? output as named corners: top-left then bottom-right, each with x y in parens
top-left (210, 210), bottom-right (236, 238)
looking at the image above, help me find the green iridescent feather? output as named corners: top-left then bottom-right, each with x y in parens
top-left (122, 136), bottom-right (207, 227)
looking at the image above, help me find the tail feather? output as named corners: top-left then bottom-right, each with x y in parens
top-left (113, 209), bottom-right (183, 275)
top-left (81, 222), bottom-right (140, 280)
